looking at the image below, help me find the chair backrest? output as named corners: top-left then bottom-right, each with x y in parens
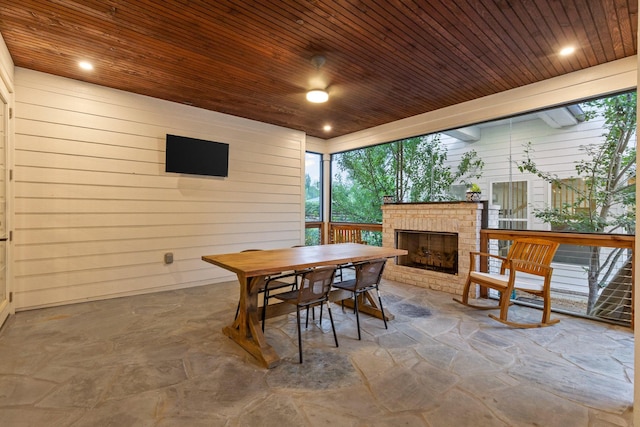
top-left (506, 238), bottom-right (559, 275)
top-left (297, 266), bottom-right (337, 304)
top-left (354, 258), bottom-right (387, 290)
top-left (331, 227), bottom-right (364, 244)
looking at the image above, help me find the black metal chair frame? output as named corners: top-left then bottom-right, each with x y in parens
top-left (269, 265), bottom-right (339, 363)
top-left (234, 249), bottom-right (299, 322)
top-left (332, 258), bottom-right (388, 340)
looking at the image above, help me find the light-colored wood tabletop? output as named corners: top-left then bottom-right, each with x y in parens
top-left (202, 243), bottom-right (407, 278)
top-left (202, 243), bottom-right (407, 368)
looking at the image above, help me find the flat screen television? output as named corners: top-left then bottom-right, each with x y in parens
top-left (165, 134), bottom-right (229, 177)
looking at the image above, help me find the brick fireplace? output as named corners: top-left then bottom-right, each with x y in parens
top-left (382, 202), bottom-right (485, 296)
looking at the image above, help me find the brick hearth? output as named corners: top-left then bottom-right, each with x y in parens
top-left (382, 202), bottom-right (484, 296)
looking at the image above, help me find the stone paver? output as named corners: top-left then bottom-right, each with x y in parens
top-left (0, 279), bottom-right (633, 426)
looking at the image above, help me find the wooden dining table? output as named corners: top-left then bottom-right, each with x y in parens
top-left (202, 243), bottom-right (407, 368)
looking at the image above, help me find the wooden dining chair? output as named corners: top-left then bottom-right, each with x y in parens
top-left (332, 258), bottom-right (388, 340)
top-left (453, 238), bottom-right (560, 328)
top-left (269, 265), bottom-right (339, 363)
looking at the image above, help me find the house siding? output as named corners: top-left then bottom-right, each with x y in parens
top-left (12, 68), bottom-right (305, 309)
top-left (443, 111), bottom-right (610, 225)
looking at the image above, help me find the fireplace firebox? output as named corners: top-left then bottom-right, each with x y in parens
top-left (395, 230), bottom-right (458, 275)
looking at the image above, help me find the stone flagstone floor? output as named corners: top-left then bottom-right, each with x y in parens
top-left (0, 278), bottom-right (633, 426)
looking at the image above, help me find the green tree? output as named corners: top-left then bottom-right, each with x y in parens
top-left (332, 135), bottom-right (484, 223)
top-left (305, 173), bottom-right (321, 221)
top-left (517, 92), bottom-right (636, 314)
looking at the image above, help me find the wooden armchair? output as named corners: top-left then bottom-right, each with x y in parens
top-left (453, 238), bottom-right (560, 328)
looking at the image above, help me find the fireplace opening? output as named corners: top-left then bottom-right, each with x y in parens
top-left (395, 230), bottom-right (458, 275)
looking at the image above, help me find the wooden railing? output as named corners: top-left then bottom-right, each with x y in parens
top-left (480, 229), bottom-right (634, 251)
top-left (307, 224), bottom-right (634, 325)
top-left (305, 221), bottom-right (324, 245)
top-left (304, 222), bottom-right (383, 245)
top-left (328, 222), bottom-right (383, 244)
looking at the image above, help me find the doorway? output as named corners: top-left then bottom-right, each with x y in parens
top-left (0, 86), bottom-right (10, 328)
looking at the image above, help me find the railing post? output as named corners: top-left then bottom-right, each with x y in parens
top-left (479, 230), bottom-right (489, 298)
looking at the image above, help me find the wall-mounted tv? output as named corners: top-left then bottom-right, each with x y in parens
top-left (165, 134), bottom-right (229, 177)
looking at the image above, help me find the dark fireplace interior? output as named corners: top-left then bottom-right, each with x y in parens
top-left (395, 230), bottom-right (458, 275)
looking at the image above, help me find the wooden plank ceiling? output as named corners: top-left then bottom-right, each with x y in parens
top-left (0, 1), bottom-right (636, 138)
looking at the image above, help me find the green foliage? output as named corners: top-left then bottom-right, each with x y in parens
top-left (305, 200), bottom-right (320, 221)
top-left (305, 174), bottom-right (320, 199)
top-left (468, 183), bottom-right (481, 192)
top-left (304, 227), bottom-right (321, 245)
top-left (332, 135), bottom-right (484, 222)
top-left (304, 173), bottom-right (321, 221)
top-left (517, 92), bottom-right (636, 234)
top-left (516, 92), bottom-right (636, 314)
top-left (362, 230), bottom-right (382, 246)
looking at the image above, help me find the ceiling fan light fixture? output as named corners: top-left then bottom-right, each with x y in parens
top-left (306, 89), bottom-right (329, 103)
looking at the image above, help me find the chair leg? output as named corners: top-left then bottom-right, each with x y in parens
top-left (305, 306), bottom-right (309, 328)
top-left (354, 292), bottom-right (362, 340)
top-left (327, 301), bottom-right (339, 347)
top-left (452, 275), bottom-right (473, 306)
top-left (376, 287), bottom-right (388, 330)
top-left (461, 275), bottom-right (472, 304)
top-left (453, 279), bottom-right (501, 310)
top-left (296, 307), bottom-right (303, 363)
top-left (305, 306), bottom-right (315, 327)
top-left (541, 289), bottom-right (552, 324)
top-left (497, 290), bottom-right (511, 322)
top-left (261, 291), bottom-right (268, 332)
top-left (539, 292), bottom-right (559, 326)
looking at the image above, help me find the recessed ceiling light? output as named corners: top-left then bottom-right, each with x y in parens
top-left (323, 124), bottom-right (332, 132)
top-left (79, 61), bottom-right (93, 71)
top-left (559, 46), bottom-right (575, 56)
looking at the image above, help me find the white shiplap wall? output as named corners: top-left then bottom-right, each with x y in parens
top-left (13, 68), bottom-right (305, 309)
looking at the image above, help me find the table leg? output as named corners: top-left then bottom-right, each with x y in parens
top-left (222, 274), bottom-right (281, 368)
top-left (339, 290), bottom-right (395, 321)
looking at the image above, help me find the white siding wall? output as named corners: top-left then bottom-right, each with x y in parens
top-left (13, 68), bottom-right (305, 310)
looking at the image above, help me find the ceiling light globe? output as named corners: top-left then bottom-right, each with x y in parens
top-left (306, 89), bottom-right (329, 103)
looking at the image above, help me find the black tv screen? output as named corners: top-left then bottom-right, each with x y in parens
top-left (165, 134), bottom-right (229, 177)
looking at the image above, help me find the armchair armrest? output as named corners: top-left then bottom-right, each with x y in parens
top-left (469, 251), bottom-right (507, 263)
top-left (469, 251), bottom-right (508, 273)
